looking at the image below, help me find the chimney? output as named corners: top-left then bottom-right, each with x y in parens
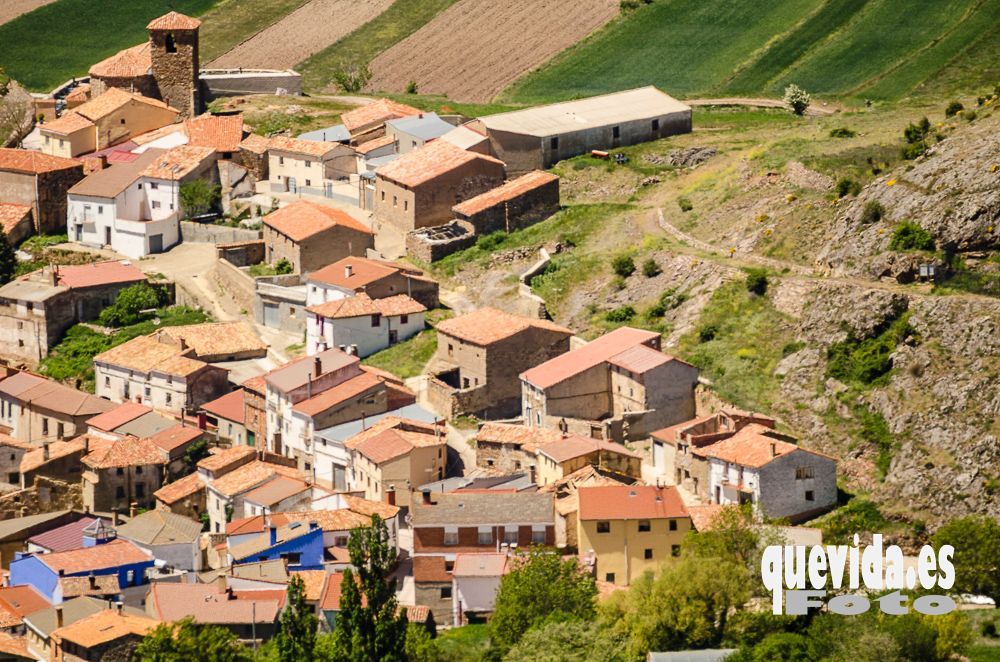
top-left (49, 266), bottom-right (58, 286)
top-left (89, 573), bottom-right (97, 590)
top-left (55, 605), bottom-right (64, 628)
top-left (115, 601), bottom-right (123, 615)
top-left (314, 356), bottom-right (322, 378)
top-left (83, 435), bottom-right (90, 454)
top-left (269, 525), bottom-right (277, 545)
top-left (42, 443), bottom-right (50, 461)
top-left (344, 264), bottom-right (353, 278)
top-left (770, 441), bottom-right (777, 457)
top-left (421, 490), bottom-right (431, 505)
top-left (111, 508), bottom-right (120, 526)
top-left (129, 502), bottom-right (137, 518)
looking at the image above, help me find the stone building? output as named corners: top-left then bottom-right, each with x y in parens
top-left (50, 609), bottom-right (157, 662)
top-left (242, 376), bottom-right (267, 448)
top-left (427, 308), bottom-right (572, 419)
top-left (0, 261), bottom-right (147, 366)
top-left (520, 326), bottom-right (699, 442)
top-left (469, 86), bottom-right (692, 175)
top-left (451, 170), bottom-right (560, 235)
top-left (0, 372), bottom-right (114, 445)
top-left (341, 98), bottom-right (421, 145)
top-left (373, 140), bottom-right (505, 232)
top-left (262, 201), bottom-right (374, 275)
top-left (266, 136), bottom-right (355, 197)
top-left (81, 435), bottom-right (166, 513)
top-left (0, 149), bottom-right (84, 235)
top-left (306, 256), bottom-right (439, 309)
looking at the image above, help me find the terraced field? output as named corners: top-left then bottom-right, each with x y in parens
top-left (504, 0), bottom-right (1000, 104)
top-left (0, 0), bottom-right (57, 27)
top-left (198, 0), bottom-right (309, 63)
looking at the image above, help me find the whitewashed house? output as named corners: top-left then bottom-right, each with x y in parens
top-left (305, 293), bottom-right (425, 357)
top-left (452, 553), bottom-right (509, 626)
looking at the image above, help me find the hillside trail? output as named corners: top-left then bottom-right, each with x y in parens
top-left (684, 98), bottom-right (840, 116)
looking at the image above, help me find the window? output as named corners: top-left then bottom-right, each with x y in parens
top-left (305, 179), bottom-right (312, 187)
top-left (137, 183), bottom-right (142, 189)
top-left (403, 200), bottom-right (408, 211)
top-left (165, 33), bottom-right (177, 52)
top-left (136, 466), bottom-right (143, 475)
top-left (669, 519), bottom-right (677, 531)
top-left (443, 527), bottom-right (459, 545)
top-left (371, 314), bottom-right (381, 327)
top-left (127, 570), bottom-right (135, 585)
top-left (796, 467), bottom-right (815, 479)
top-left (136, 483), bottom-right (145, 497)
top-left (805, 490), bottom-right (815, 501)
top-left (152, 201), bottom-right (161, 209)
top-left (612, 126), bottom-right (620, 138)
top-left (671, 545), bottom-right (681, 557)
top-left (120, 118), bottom-right (126, 125)
top-left (445, 560), bottom-right (455, 572)
top-left (279, 156), bottom-right (285, 165)
top-left (393, 195), bottom-right (398, 208)
top-left (550, 137), bottom-right (559, 150)
top-left (98, 205), bottom-right (104, 214)
top-left (652, 119), bottom-right (660, 131)
top-left (116, 486), bottom-right (125, 498)
top-left (381, 191), bottom-right (385, 201)
top-left (596, 521), bottom-right (610, 534)
top-left (166, 393), bottom-right (172, 405)
top-left (400, 314), bottom-right (408, 324)
top-left (305, 462), bottom-right (312, 471)
top-left (637, 519), bottom-right (651, 532)
top-left (150, 182), bottom-right (158, 190)
top-left (116, 467), bottom-right (124, 476)
top-left (57, 423), bottom-right (64, 439)
top-left (531, 525), bottom-right (546, 544)
top-left (605, 573), bottom-right (615, 583)
top-left (504, 526), bottom-right (518, 544)
top-left (440, 586), bottom-right (452, 599)
top-left (305, 160), bottom-right (312, 168)
top-left (280, 552), bottom-right (302, 565)
top-left (144, 387), bottom-right (151, 398)
top-left (478, 527), bottom-right (492, 545)
top-left (644, 548), bottom-right (653, 560)
top-left (41, 419), bottom-right (48, 435)
top-left (447, 344), bottom-right (453, 355)
top-left (105, 376), bottom-right (110, 387)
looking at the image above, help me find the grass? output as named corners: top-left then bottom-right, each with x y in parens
top-left (39, 306), bottom-right (210, 392)
top-left (362, 329), bottom-right (437, 379)
top-left (432, 624), bottom-right (491, 662)
top-left (198, 0), bottom-right (309, 63)
top-left (298, 0), bottom-right (460, 92)
top-left (379, 93), bottom-right (521, 121)
top-left (210, 94), bottom-right (355, 136)
top-left (970, 646), bottom-right (1000, 662)
top-left (0, 0), bottom-right (218, 91)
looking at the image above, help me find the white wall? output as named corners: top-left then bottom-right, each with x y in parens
top-left (453, 575), bottom-right (502, 624)
top-left (307, 312), bottom-right (425, 357)
top-left (67, 178), bottom-right (180, 259)
top-left (95, 362), bottom-right (188, 413)
top-left (305, 282), bottom-right (351, 307)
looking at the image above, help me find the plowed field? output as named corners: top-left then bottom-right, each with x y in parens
top-left (0, 0), bottom-right (57, 26)
top-left (208, 0), bottom-right (392, 69)
top-left (367, 0), bottom-right (618, 102)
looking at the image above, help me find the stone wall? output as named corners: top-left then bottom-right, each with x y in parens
top-left (0, 476), bottom-right (81, 520)
top-left (149, 27), bottom-right (200, 118)
top-left (199, 70), bottom-right (302, 101)
top-left (457, 176), bottom-right (560, 235)
top-left (211, 259), bottom-right (256, 315)
top-left (180, 221), bottom-right (261, 244)
top-left (216, 240), bottom-right (265, 267)
top-left (405, 221), bottom-right (476, 262)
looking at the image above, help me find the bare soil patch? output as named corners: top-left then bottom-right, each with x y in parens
top-left (208, 0), bottom-right (392, 69)
top-left (0, 0), bottom-right (56, 26)
top-left (367, 0), bottom-right (619, 102)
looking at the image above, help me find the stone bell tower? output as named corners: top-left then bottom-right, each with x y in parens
top-left (147, 11), bottom-right (202, 119)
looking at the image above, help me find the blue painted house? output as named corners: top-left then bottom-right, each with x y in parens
top-left (9, 538), bottom-right (155, 604)
top-left (228, 521), bottom-right (323, 570)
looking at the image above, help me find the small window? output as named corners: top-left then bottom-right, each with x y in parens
top-left (443, 528), bottom-right (459, 545)
top-left (150, 182), bottom-right (158, 190)
top-left (166, 393), bottom-right (172, 405)
top-left (136, 483), bottom-right (145, 497)
top-left (381, 191), bottom-right (385, 201)
top-left (98, 205), bottom-right (104, 213)
top-left (550, 137), bottom-right (559, 150)
top-left (136, 466), bottom-right (143, 475)
top-left (671, 545), bottom-right (681, 557)
top-left (605, 573), bottom-right (615, 583)
top-left (165, 33), bottom-right (177, 53)
top-left (403, 200), bottom-right (408, 212)
top-left (137, 183), bottom-right (143, 189)
top-left (305, 160), bottom-right (312, 168)
top-left (644, 548), bottom-right (653, 560)
top-left (120, 118), bottom-right (126, 125)
top-left (400, 314), bottom-right (408, 324)
top-left (531, 525), bottom-right (545, 544)
top-left (612, 126), bottom-right (620, 138)
top-left (41, 419), bottom-right (48, 435)
top-left (116, 486), bottom-right (125, 498)
top-left (637, 520), bottom-right (650, 532)
top-left (805, 490), bottom-right (815, 501)
top-left (504, 527), bottom-right (518, 544)
top-left (445, 560), bottom-right (455, 572)
top-left (478, 528), bottom-right (492, 545)
top-left (440, 586), bottom-right (452, 599)
top-left (279, 156), bottom-right (284, 165)
top-left (116, 468), bottom-right (124, 476)
top-left (669, 519), bottom-right (677, 531)
top-left (652, 119), bottom-right (660, 131)
top-left (596, 521), bottom-right (610, 534)
top-left (796, 467), bottom-right (815, 479)
top-left (305, 180), bottom-right (312, 187)
top-left (152, 200), bottom-right (161, 209)
top-left (371, 314), bottom-right (381, 327)
top-left (393, 195), bottom-right (397, 208)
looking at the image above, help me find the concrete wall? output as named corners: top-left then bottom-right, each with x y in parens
top-left (200, 70), bottom-right (302, 100)
top-left (578, 515), bottom-right (690, 585)
top-left (181, 221), bottom-right (261, 244)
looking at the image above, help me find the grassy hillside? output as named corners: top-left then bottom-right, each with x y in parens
top-left (0, 0), bottom-right (217, 91)
top-left (198, 0), bottom-right (309, 63)
top-left (504, 0), bottom-right (1000, 104)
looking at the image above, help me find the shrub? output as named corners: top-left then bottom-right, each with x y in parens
top-left (333, 65), bottom-right (372, 93)
top-left (745, 268), bottom-right (768, 295)
top-left (981, 621), bottom-right (998, 638)
top-left (902, 117), bottom-right (932, 159)
top-left (179, 180), bottom-right (220, 218)
top-left (645, 302), bottom-right (666, 318)
top-left (836, 177), bottom-right (861, 198)
top-left (677, 197), bottom-right (693, 212)
top-left (888, 221), bottom-right (934, 251)
top-left (274, 258), bottom-right (293, 275)
top-left (698, 324), bottom-right (718, 342)
top-left (605, 305), bottom-right (635, 322)
top-left (611, 254), bottom-right (635, 278)
top-left (660, 289), bottom-right (688, 309)
top-left (405, 80), bottom-right (418, 94)
top-left (964, 109), bottom-right (977, 121)
top-left (98, 283), bottom-right (169, 327)
top-left (944, 100), bottom-right (964, 117)
top-left (475, 232), bottom-right (505, 251)
top-left (783, 84), bottom-right (811, 116)
top-left (641, 258), bottom-right (661, 278)
top-left (860, 200), bottom-right (885, 224)
top-left (829, 127), bottom-right (856, 138)
top-left (781, 341), bottom-right (805, 357)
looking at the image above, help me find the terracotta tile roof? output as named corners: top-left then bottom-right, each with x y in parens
top-left (52, 608), bottom-right (158, 648)
top-left (147, 424), bottom-right (203, 453)
top-left (89, 42), bottom-right (151, 79)
top-left (286, 509), bottom-right (370, 532)
top-left (693, 423), bottom-right (835, 467)
top-left (147, 11), bottom-right (202, 30)
top-left (210, 461), bottom-right (303, 497)
top-left (131, 122), bottom-right (186, 146)
top-left (242, 375), bottom-right (266, 394)
top-left (0, 585), bottom-right (49, 618)
top-left (412, 556), bottom-right (450, 583)
top-left (229, 520), bottom-right (316, 560)
top-left (0, 203), bottom-right (30, 232)
top-left (341, 99), bottom-right (422, 133)
top-left (606, 343), bottom-right (674, 373)
top-left (87, 403), bottom-right (152, 433)
top-left (0, 148), bottom-right (81, 174)
top-left (185, 114), bottom-right (244, 153)
top-left (537, 435), bottom-right (640, 463)
top-left (308, 293), bottom-right (425, 320)
top-left (0, 432), bottom-right (32, 451)
top-left (453, 170), bottom-right (558, 216)
top-left (160, 322), bottom-right (267, 359)
top-left (263, 200), bottom-right (372, 242)
top-left (0, 371), bottom-right (46, 399)
top-left (0, 632), bottom-right (30, 658)
top-left (453, 553), bottom-right (509, 577)
top-left (93, 334), bottom-right (209, 377)
top-left (20, 379), bottom-right (118, 419)
top-left (196, 444), bottom-right (256, 473)
top-left (55, 260), bottom-right (147, 289)
top-left (376, 139), bottom-right (503, 188)
top-left (39, 112), bottom-right (94, 135)
top-left (141, 144), bottom-right (215, 180)
top-left (65, 84), bottom-right (91, 103)
top-left (344, 417), bottom-right (445, 465)
top-left (154, 471), bottom-right (203, 504)
top-left (59, 574), bottom-right (121, 598)
top-left (267, 135), bottom-right (338, 159)
top-left (19, 437), bottom-right (94, 474)
top-left (342, 494), bottom-right (400, 520)
top-left (239, 134), bottom-right (270, 154)
top-left (291, 570), bottom-right (328, 602)
top-left (649, 415), bottom-right (721, 444)
top-left (75, 88), bottom-right (176, 123)
top-left (437, 307), bottom-right (571, 346)
top-left (354, 134), bottom-right (394, 155)
top-left (0, 606), bottom-right (22, 629)
top-left (476, 422), bottom-right (565, 451)
top-left (264, 347), bottom-right (360, 393)
top-left (687, 504), bottom-right (725, 532)
top-left (578, 485), bottom-right (688, 521)
top-left (291, 371), bottom-right (383, 417)
top-left (115, 509), bottom-right (203, 545)
top-left (202, 389), bottom-right (245, 423)
top-left (403, 605), bottom-right (431, 623)
top-left (241, 475), bottom-right (311, 507)
top-left (26, 516), bottom-right (103, 553)
top-left (83, 435), bottom-right (165, 469)
top-left (39, 539), bottom-right (152, 575)
top-left (307, 256), bottom-right (427, 290)
top-left (521, 326), bottom-right (661, 389)
top-left (319, 571), bottom-right (361, 609)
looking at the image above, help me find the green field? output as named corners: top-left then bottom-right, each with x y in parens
top-left (298, 0), bottom-right (459, 92)
top-left (504, 0), bottom-right (1000, 104)
top-left (198, 0), bottom-right (309, 63)
top-left (0, 0), bottom-right (218, 92)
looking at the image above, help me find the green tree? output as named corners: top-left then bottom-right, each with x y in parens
top-left (504, 620), bottom-right (629, 662)
top-left (134, 618), bottom-right (252, 662)
top-left (783, 84), bottom-right (811, 115)
top-left (322, 514), bottom-right (407, 662)
top-left (611, 255), bottom-right (636, 278)
top-left (745, 268), bottom-right (768, 296)
top-left (404, 623), bottom-right (438, 662)
top-left (0, 227), bottom-right (16, 285)
top-left (489, 548), bottom-right (598, 655)
top-left (274, 258), bottom-right (293, 275)
top-left (933, 515), bottom-right (1000, 606)
top-left (183, 437), bottom-right (210, 472)
top-left (277, 574), bottom-right (318, 661)
top-left (98, 282), bottom-right (168, 327)
top-left (642, 258), bottom-right (661, 278)
top-left (180, 179), bottom-right (221, 218)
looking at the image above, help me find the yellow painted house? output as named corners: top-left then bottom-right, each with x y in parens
top-left (577, 484), bottom-right (690, 586)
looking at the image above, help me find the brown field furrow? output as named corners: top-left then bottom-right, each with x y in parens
top-left (0, 0), bottom-right (57, 26)
top-left (367, 0), bottom-right (619, 102)
top-left (208, 0), bottom-right (392, 69)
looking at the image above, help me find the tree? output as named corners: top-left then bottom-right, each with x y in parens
top-left (0, 227), bottom-right (16, 285)
top-left (274, 258), bottom-right (293, 275)
top-left (933, 515), bottom-right (1000, 606)
top-left (134, 618), bottom-right (252, 662)
top-left (333, 65), bottom-right (372, 93)
top-left (321, 514), bottom-right (408, 662)
top-left (277, 574), bottom-right (318, 661)
top-left (642, 258), bottom-right (661, 278)
top-left (783, 84), bottom-right (811, 116)
top-left (98, 282), bottom-right (167, 327)
top-left (504, 620), bottom-right (630, 662)
top-left (404, 623), bottom-right (438, 662)
top-left (611, 254), bottom-right (635, 278)
top-left (489, 548), bottom-right (597, 655)
top-left (180, 179), bottom-right (221, 218)
top-left (745, 268), bottom-right (768, 296)
top-left (183, 437), bottom-right (210, 472)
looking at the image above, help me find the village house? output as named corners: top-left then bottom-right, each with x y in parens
top-left (0, 512), bottom-right (97, 569)
top-left (0, 371), bottom-right (114, 444)
top-left (0, 585), bottom-right (49, 635)
top-left (204, 459), bottom-right (306, 534)
top-left (473, 422), bottom-right (564, 474)
top-left (227, 520), bottom-right (324, 570)
top-left (153, 445), bottom-right (257, 520)
top-left (451, 170), bottom-right (560, 235)
top-left (372, 140), bottom-right (506, 232)
top-left (240, 475), bottom-right (313, 518)
top-left (200, 389), bottom-right (248, 445)
top-left (385, 112), bottom-right (455, 155)
top-left (353, 135), bottom-right (397, 174)
top-left (81, 434), bottom-right (166, 513)
top-left (305, 293), bottom-right (426, 357)
top-left (50, 608), bottom-right (158, 662)
top-left (576, 485), bottom-right (690, 586)
top-left (267, 136), bottom-right (355, 197)
top-left (25, 515), bottom-right (107, 556)
top-left (262, 201), bottom-right (374, 275)
top-left (469, 86), bottom-right (692, 175)
top-left (306, 256), bottom-right (439, 309)
top-left (451, 552), bottom-right (509, 627)
top-left (16, 438), bottom-right (88, 490)
top-left (428, 308), bottom-right (572, 419)
top-left (410, 492), bottom-right (555, 623)
top-left (0, 260), bottom-right (147, 366)
top-left (341, 98), bottom-right (422, 145)
top-left (86, 403), bottom-right (204, 478)
top-left (114, 509), bottom-right (203, 571)
top-left (22, 597), bottom-right (148, 661)
top-left (67, 144), bottom-right (217, 258)
top-left (520, 326), bottom-right (699, 442)
top-left (132, 113), bottom-right (245, 159)
top-left (0, 433), bottom-right (31, 486)
top-left (0, 148), bottom-right (84, 235)
top-left (39, 88), bottom-right (180, 158)
top-left (343, 417), bottom-right (447, 508)
top-left (145, 583), bottom-right (280, 643)
top-left (537, 464), bottom-right (638, 549)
